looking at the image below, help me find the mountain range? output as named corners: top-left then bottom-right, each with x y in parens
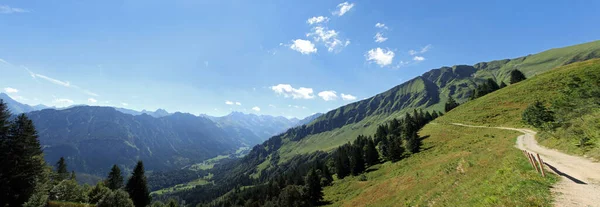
top-left (198, 40), bottom-right (600, 193)
top-left (0, 94), bottom-right (322, 175)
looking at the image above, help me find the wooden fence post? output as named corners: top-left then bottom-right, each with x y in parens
top-left (528, 153), bottom-right (540, 174)
top-left (536, 153), bottom-right (545, 177)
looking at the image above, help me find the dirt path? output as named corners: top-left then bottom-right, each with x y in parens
top-left (451, 123), bottom-right (600, 207)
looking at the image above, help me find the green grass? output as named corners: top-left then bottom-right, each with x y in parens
top-left (48, 201), bottom-right (94, 207)
top-left (151, 178), bottom-right (210, 195)
top-left (321, 59), bottom-right (600, 206)
top-left (323, 124), bottom-right (556, 206)
top-left (189, 154), bottom-right (230, 171)
top-left (436, 58), bottom-right (600, 127)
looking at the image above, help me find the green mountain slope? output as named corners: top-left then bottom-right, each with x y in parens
top-left (274, 40), bottom-right (600, 161)
top-left (323, 57), bottom-right (600, 207)
top-left (26, 106), bottom-right (242, 175)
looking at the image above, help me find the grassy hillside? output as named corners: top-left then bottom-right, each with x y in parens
top-left (273, 40), bottom-right (600, 163)
top-left (322, 58), bottom-right (600, 206)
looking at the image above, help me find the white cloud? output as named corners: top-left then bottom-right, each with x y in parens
top-left (21, 66), bottom-right (100, 97)
top-left (252, 106), bottom-right (261, 112)
top-left (225, 101), bottom-right (234, 105)
top-left (341, 93), bottom-right (357, 101)
top-left (83, 90), bottom-right (99, 97)
top-left (88, 98), bottom-right (97, 103)
top-left (289, 39), bottom-right (317, 54)
top-left (268, 104), bottom-right (276, 108)
top-left (374, 32), bottom-right (387, 43)
top-left (409, 44), bottom-right (432, 55)
top-left (318, 90), bottom-right (338, 101)
top-left (0, 58), bottom-right (9, 65)
top-left (366, 48), bottom-right (395, 67)
top-left (307, 26), bottom-right (350, 52)
top-left (53, 98), bottom-right (74, 104)
top-left (332, 2), bottom-right (354, 16)
top-left (307, 16), bottom-right (329, 25)
top-left (0, 5), bottom-right (29, 14)
top-left (235, 102), bottom-right (242, 106)
top-left (375, 23), bottom-right (388, 29)
top-left (121, 103), bottom-right (128, 106)
top-left (3, 87), bottom-right (18, 93)
top-left (270, 84), bottom-right (315, 99)
top-left (413, 56), bottom-right (425, 61)
top-left (33, 73), bottom-right (71, 87)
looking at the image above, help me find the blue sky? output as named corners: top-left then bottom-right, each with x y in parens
top-left (1, 0), bottom-right (599, 118)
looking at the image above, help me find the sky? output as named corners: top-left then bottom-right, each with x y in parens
top-left (1, 0), bottom-right (599, 118)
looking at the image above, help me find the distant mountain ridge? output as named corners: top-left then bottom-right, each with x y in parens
top-left (26, 106), bottom-right (241, 174)
top-left (0, 94), bottom-right (321, 175)
top-left (0, 93), bottom-right (51, 114)
top-left (207, 40), bottom-right (600, 189)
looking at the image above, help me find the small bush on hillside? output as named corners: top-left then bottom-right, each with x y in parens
top-left (522, 100), bottom-right (555, 128)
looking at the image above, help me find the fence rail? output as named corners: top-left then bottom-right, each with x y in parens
top-left (522, 150), bottom-right (545, 177)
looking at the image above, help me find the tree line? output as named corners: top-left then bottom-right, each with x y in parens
top-left (0, 99), bottom-right (180, 207)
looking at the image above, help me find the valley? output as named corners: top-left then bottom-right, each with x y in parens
top-left (1, 3), bottom-right (599, 205)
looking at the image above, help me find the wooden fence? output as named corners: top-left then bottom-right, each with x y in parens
top-left (522, 150), bottom-right (545, 177)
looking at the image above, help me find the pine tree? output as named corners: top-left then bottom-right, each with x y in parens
top-left (107, 164), bottom-right (124, 190)
top-left (70, 171), bottom-right (76, 180)
top-left (364, 138), bottom-right (379, 167)
top-left (56, 157), bottom-right (69, 181)
top-left (445, 96), bottom-right (459, 112)
top-left (0, 100), bottom-right (12, 206)
top-left (0, 114), bottom-right (46, 206)
top-left (510, 69), bottom-right (527, 84)
top-left (334, 147), bottom-right (350, 179)
top-left (387, 136), bottom-right (404, 162)
top-left (405, 131), bottom-right (421, 154)
top-left (350, 145), bottom-right (365, 175)
top-left (126, 161), bottom-right (151, 207)
top-left (499, 81), bottom-right (507, 88)
top-left (487, 78), bottom-right (500, 91)
top-left (305, 168), bottom-right (323, 205)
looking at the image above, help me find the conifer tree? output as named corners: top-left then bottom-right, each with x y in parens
top-left (405, 131), bottom-right (421, 154)
top-left (0, 114), bottom-right (46, 206)
top-left (305, 168), bottom-right (323, 205)
top-left (445, 96), bottom-right (459, 112)
top-left (350, 145), bottom-right (365, 175)
top-left (126, 161), bottom-right (151, 207)
top-left (510, 69), bottom-right (527, 84)
top-left (56, 157), bottom-right (69, 181)
top-left (499, 81), bottom-right (507, 88)
top-left (364, 138), bottom-right (379, 167)
top-left (107, 164), bottom-right (124, 190)
top-left (387, 136), bottom-right (404, 162)
top-left (70, 171), bottom-right (76, 180)
top-left (334, 147), bottom-right (350, 179)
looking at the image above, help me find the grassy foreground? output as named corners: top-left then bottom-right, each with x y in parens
top-left (322, 59), bottom-right (600, 206)
top-left (323, 124), bottom-right (556, 206)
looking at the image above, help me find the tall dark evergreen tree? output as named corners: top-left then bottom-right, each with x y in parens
top-left (499, 81), bottom-right (507, 88)
top-left (405, 131), bottom-right (421, 154)
top-left (305, 168), bottom-right (323, 205)
top-left (56, 157), bottom-right (69, 181)
top-left (350, 145), bottom-right (365, 175)
top-left (510, 69), bottom-right (527, 84)
top-left (486, 78), bottom-right (500, 91)
top-left (364, 138), bottom-right (379, 167)
top-left (107, 164), bottom-right (124, 190)
top-left (445, 96), bottom-right (459, 112)
top-left (126, 161), bottom-right (151, 207)
top-left (387, 136), bottom-right (404, 162)
top-left (0, 113), bottom-right (46, 206)
top-left (334, 147), bottom-right (350, 179)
